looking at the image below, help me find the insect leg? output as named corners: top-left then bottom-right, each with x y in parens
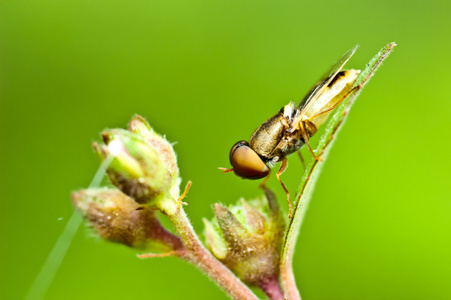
top-left (275, 157), bottom-right (292, 218)
top-left (258, 169), bottom-right (271, 190)
top-left (297, 151), bottom-right (306, 169)
top-left (299, 121), bottom-right (322, 161)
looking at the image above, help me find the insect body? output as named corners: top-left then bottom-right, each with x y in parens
top-left (222, 45), bottom-right (363, 217)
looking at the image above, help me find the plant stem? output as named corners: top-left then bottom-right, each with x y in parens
top-left (167, 207), bottom-right (258, 300)
top-left (257, 275), bottom-right (285, 300)
top-left (280, 257), bottom-right (301, 300)
top-left (280, 158), bottom-right (322, 300)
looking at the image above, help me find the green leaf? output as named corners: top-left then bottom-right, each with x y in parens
top-left (279, 42), bottom-right (397, 299)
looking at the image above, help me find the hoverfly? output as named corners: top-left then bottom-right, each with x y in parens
top-left (221, 45), bottom-right (365, 217)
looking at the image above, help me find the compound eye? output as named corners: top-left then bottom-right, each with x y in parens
top-left (229, 141), bottom-right (269, 179)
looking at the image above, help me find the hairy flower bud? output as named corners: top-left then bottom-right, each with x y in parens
top-left (129, 115), bottom-right (179, 176)
top-left (94, 126), bottom-right (180, 213)
top-left (72, 188), bottom-right (183, 251)
top-left (204, 188), bottom-right (285, 286)
top-left (203, 218), bottom-right (228, 259)
top-left (128, 115), bottom-right (181, 200)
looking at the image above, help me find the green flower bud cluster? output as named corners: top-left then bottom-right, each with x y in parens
top-left (73, 115), bottom-right (185, 251)
top-left (93, 115), bottom-right (181, 215)
top-left (203, 189), bottom-right (285, 287)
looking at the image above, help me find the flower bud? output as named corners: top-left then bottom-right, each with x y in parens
top-left (95, 128), bottom-right (173, 209)
top-left (203, 218), bottom-right (228, 259)
top-left (72, 188), bottom-right (183, 251)
top-left (129, 115), bottom-right (179, 177)
top-left (204, 189), bottom-right (285, 286)
top-left (128, 115), bottom-right (181, 201)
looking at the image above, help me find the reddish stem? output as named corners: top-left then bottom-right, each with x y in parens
top-left (280, 262), bottom-right (301, 300)
top-left (168, 207), bottom-right (258, 300)
top-left (257, 275), bottom-right (285, 300)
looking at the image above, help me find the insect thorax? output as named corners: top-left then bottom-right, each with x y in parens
top-left (249, 112), bottom-right (286, 160)
top-left (249, 104), bottom-right (304, 163)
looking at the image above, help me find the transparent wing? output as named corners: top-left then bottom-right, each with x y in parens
top-left (297, 44), bottom-right (359, 110)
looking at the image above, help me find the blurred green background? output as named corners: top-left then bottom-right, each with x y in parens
top-left (1, 0), bottom-right (450, 299)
